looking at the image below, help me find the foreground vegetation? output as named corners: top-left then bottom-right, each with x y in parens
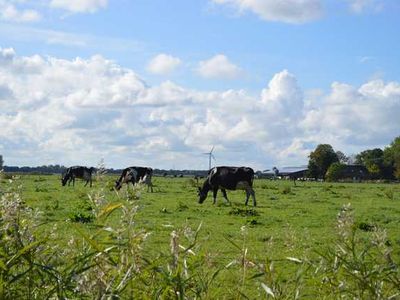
top-left (1, 170), bottom-right (400, 299)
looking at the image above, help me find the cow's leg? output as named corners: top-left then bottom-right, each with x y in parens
top-left (250, 187), bottom-right (256, 207)
top-left (239, 182), bottom-right (251, 205)
top-left (221, 189), bottom-right (230, 204)
top-left (243, 183), bottom-right (256, 206)
top-left (245, 189), bottom-right (250, 206)
top-left (90, 178), bottom-right (92, 187)
top-left (212, 187), bottom-right (218, 204)
top-left (84, 179), bottom-right (88, 187)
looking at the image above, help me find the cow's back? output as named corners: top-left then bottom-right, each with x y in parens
top-left (124, 167), bottom-right (152, 183)
top-left (69, 166), bottom-right (86, 177)
top-left (211, 166), bottom-right (254, 190)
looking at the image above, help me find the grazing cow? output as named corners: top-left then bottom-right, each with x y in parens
top-left (198, 166), bottom-right (256, 206)
top-left (115, 167), bottom-right (153, 192)
top-left (62, 166), bottom-right (95, 187)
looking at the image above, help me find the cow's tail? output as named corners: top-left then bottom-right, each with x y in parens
top-left (249, 168), bottom-right (255, 187)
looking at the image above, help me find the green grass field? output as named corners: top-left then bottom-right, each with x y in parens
top-left (1, 173), bottom-right (400, 299)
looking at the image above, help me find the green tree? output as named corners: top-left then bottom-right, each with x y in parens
top-left (326, 162), bottom-right (346, 181)
top-left (383, 136), bottom-right (400, 180)
top-left (308, 144), bottom-right (339, 179)
top-left (307, 160), bottom-right (319, 179)
top-left (336, 151), bottom-right (349, 164)
top-left (355, 148), bottom-right (386, 179)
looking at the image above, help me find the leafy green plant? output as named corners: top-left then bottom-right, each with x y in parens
top-left (313, 204), bottom-right (400, 299)
top-left (141, 223), bottom-right (224, 299)
top-left (69, 211), bottom-right (94, 223)
top-left (326, 162), bottom-right (346, 182)
top-left (0, 176), bottom-right (49, 299)
top-left (229, 207), bottom-right (259, 217)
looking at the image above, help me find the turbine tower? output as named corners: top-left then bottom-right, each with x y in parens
top-left (203, 146), bottom-right (216, 170)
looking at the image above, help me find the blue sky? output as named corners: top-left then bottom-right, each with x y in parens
top-left (0, 0), bottom-right (399, 170)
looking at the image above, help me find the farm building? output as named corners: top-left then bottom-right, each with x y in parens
top-left (278, 166), bottom-right (309, 179)
top-left (338, 164), bottom-right (369, 181)
top-left (262, 166), bottom-right (308, 180)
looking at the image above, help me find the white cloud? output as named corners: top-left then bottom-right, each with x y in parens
top-left (348, 0), bottom-right (383, 13)
top-left (261, 69), bottom-right (303, 120)
top-left (138, 81), bottom-right (189, 105)
top-left (147, 54), bottom-right (182, 75)
top-left (0, 24), bottom-right (144, 50)
top-left (301, 80), bottom-right (400, 150)
top-left (196, 54), bottom-right (242, 80)
top-left (1, 47), bottom-right (399, 170)
top-left (0, 1), bottom-right (41, 22)
top-left (212, 0), bottom-right (323, 24)
top-left (358, 56), bottom-right (374, 63)
top-left (50, 0), bottom-right (108, 13)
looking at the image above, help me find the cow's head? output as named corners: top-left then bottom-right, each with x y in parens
top-left (198, 187), bottom-right (208, 204)
top-left (115, 180), bottom-right (122, 190)
top-left (61, 175), bottom-right (68, 186)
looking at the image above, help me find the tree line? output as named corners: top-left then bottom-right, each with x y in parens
top-left (0, 163), bottom-right (208, 178)
top-left (308, 136), bottom-right (400, 181)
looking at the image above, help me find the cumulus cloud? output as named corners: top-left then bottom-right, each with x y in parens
top-left (196, 54), bottom-right (242, 80)
top-left (1, 47), bottom-right (399, 169)
top-left (301, 80), bottom-right (400, 148)
top-left (212, 0), bottom-right (323, 24)
top-left (147, 54), bottom-right (182, 75)
top-left (0, 1), bottom-right (41, 22)
top-left (49, 0), bottom-right (108, 13)
top-left (261, 70), bottom-right (303, 120)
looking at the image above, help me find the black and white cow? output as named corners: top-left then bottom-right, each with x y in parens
top-left (62, 166), bottom-right (95, 187)
top-left (115, 167), bottom-right (153, 192)
top-left (198, 166), bottom-right (256, 206)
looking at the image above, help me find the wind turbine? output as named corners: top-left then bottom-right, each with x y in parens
top-left (203, 146), bottom-right (216, 170)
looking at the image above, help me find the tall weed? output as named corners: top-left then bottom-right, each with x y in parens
top-left (2, 174), bottom-right (400, 299)
top-left (313, 204), bottom-right (400, 299)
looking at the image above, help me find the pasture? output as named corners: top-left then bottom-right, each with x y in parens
top-left (1, 172), bottom-right (400, 299)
